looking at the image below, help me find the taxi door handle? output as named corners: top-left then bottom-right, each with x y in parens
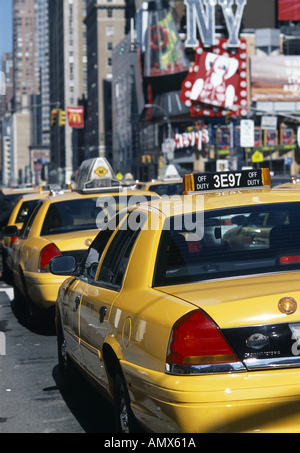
top-left (99, 306), bottom-right (107, 324)
top-left (73, 296), bottom-right (80, 312)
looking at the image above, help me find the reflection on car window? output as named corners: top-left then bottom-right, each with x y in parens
top-left (81, 211), bottom-right (127, 280)
top-left (97, 212), bottom-right (146, 289)
top-left (16, 200), bottom-right (39, 223)
top-left (154, 202), bottom-right (300, 286)
top-left (41, 195), bottom-right (156, 236)
top-left (21, 201), bottom-right (43, 239)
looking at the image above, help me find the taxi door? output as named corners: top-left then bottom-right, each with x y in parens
top-left (61, 278), bottom-right (89, 367)
top-left (79, 212), bottom-right (145, 388)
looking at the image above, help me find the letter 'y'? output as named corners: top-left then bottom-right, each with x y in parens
top-left (184, 0), bottom-right (247, 48)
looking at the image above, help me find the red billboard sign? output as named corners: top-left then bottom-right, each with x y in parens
top-left (278, 0), bottom-right (300, 21)
top-left (66, 106), bottom-right (84, 129)
top-left (180, 38), bottom-right (248, 118)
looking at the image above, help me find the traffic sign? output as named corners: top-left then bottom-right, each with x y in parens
top-left (252, 151), bottom-right (264, 163)
top-left (240, 120), bottom-right (254, 147)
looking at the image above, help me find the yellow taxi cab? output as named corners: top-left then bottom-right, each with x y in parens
top-left (51, 168), bottom-right (300, 433)
top-left (142, 164), bottom-right (182, 196)
top-left (2, 191), bottom-right (49, 279)
top-left (3, 185), bottom-right (40, 207)
top-left (142, 179), bottom-right (182, 196)
top-left (11, 182), bottom-right (159, 327)
top-left (274, 177), bottom-right (300, 190)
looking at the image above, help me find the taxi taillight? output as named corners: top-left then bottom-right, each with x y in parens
top-left (166, 310), bottom-right (240, 372)
top-left (39, 243), bottom-right (62, 272)
top-left (11, 235), bottom-right (18, 245)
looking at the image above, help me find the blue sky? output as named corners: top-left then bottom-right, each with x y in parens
top-left (0, 0), bottom-right (12, 59)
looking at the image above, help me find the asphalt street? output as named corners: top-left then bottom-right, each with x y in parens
top-left (0, 281), bottom-right (114, 433)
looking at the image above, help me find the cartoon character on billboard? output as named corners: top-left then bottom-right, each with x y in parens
top-left (180, 38), bottom-right (248, 118)
top-left (189, 52), bottom-right (239, 109)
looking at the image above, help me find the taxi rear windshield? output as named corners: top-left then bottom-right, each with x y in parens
top-left (154, 202), bottom-right (300, 286)
top-left (40, 195), bottom-right (156, 236)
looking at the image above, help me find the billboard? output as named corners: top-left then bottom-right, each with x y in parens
top-left (278, 0), bottom-right (300, 21)
top-left (66, 106), bottom-right (84, 129)
top-left (180, 38), bottom-right (248, 117)
top-left (251, 56), bottom-right (300, 102)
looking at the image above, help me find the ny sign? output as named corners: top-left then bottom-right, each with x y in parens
top-left (185, 0), bottom-right (247, 48)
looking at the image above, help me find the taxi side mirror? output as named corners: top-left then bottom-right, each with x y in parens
top-left (2, 225), bottom-right (19, 237)
top-left (50, 255), bottom-right (77, 276)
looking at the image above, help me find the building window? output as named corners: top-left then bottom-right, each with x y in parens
top-left (106, 26), bottom-right (114, 37)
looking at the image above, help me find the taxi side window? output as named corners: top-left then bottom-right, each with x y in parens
top-left (97, 212), bottom-right (145, 290)
top-left (21, 201), bottom-right (43, 239)
top-left (82, 211), bottom-right (127, 280)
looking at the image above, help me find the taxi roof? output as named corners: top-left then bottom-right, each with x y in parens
top-left (273, 181), bottom-right (300, 190)
top-left (42, 187), bottom-right (159, 204)
top-left (13, 191), bottom-right (49, 202)
top-left (145, 179), bottom-right (182, 186)
top-left (135, 177), bottom-right (300, 218)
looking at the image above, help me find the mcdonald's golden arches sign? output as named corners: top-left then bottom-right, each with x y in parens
top-left (66, 106), bottom-right (84, 129)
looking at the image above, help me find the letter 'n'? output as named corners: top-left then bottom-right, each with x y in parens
top-left (184, 0), bottom-right (217, 48)
top-left (184, 0), bottom-right (247, 48)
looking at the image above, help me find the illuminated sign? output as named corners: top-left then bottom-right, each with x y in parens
top-left (183, 169), bottom-right (271, 194)
top-left (180, 38), bottom-right (248, 117)
top-left (184, 0), bottom-right (247, 48)
top-left (66, 106), bottom-right (84, 129)
top-left (174, 129), bottom-right (209, 151)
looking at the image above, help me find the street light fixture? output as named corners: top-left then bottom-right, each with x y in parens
top-left (145, 103), bottom-right (176, 163)
top-left (145, 103), bottom-right (172, 138)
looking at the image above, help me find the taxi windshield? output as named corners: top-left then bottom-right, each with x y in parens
top-left (41, 195), bottom-right (155, 236)
top-left (154, 202), bottom-right (300, 286)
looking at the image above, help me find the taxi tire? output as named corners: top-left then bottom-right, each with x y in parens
top-left (13, 283), bottom-right (29, 325)
top-left (113, 373), bottom-right (137, 433)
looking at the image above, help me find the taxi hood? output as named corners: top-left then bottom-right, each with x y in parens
top-left (157, 271), bottom-right (300, 328)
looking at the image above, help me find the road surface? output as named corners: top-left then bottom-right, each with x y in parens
top-left (0, 281), bottom-right (114, 433)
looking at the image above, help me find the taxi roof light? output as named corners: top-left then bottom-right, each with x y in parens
top-left (182, 168), bottom-right (272, 195)
top-left (166, 310), bottom-right (240, 371)
top-left (75, 179), bottom-right (123, 194)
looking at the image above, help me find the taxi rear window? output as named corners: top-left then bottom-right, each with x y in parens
top-left (154, 202), bottom-right (300, 286)
top-left (40, 195), bottom-right (156, 236)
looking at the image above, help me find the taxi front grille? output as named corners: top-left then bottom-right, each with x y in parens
top-left (224, 322), bottom-right (300, 371)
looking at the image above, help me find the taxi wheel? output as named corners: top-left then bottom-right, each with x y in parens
top-left (13, 283), bottom-right (29, 325)
top-left (113, 373), bottom-right (136, 433)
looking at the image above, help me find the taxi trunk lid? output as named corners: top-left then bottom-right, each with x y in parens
top-left (46, 229), bottom-right (98, 256)
top-left (159, 272), bottom-right (300, 371)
